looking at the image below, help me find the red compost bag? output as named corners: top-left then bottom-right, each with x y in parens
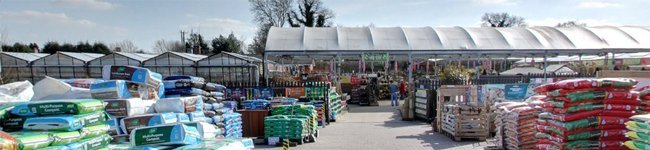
top-left (604, 104), bottom-right (637, 111)
top-left (538, 110), bottom-right (602, 122)
top-left (601, 110), bottom-right (635, 118)
top-left (541, 100), bottom-right (638, 108)
top-left (535, 83), bottom-right (556, 93)
top-left (535, 130), bottom-right (627, 143)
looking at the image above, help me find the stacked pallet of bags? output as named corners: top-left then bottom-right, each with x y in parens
top-left (5, 99), bottom-right (111, 150)
top-left (534, 78), bottom-right (638, 150)
top-left (221, 112), bottom-right (243, 138)
top-left (264, 115), bottom-right (310, 140)
top-left (493, 97), bottom-right (545, 150)
top-left (269, 105), bottom-right (318, 137)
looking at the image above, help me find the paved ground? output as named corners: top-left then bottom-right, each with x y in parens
top-left (255, 100), bottom-right (490, 150)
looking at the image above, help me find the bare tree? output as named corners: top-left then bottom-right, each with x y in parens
top-left (153, 39), bottom-right (184, 53)
top-left (556, 21), bottom-right (587, 27)
top-left (109, 40), bottom-right (139, 52)
top-left (249, 0), bottom-right (293, 27)
top-left (288, 0), bottom-right (335, 27)
top-left (481, 12), bottom-right (526, 27)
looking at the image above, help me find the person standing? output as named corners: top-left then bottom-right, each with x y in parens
top-left (399, 80), bottom-right (407, 100)
top-left (390, 80), bottom-right (399, 107)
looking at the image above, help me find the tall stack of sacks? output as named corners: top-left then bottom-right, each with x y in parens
top-left (624, 114), bottom-right (650, 149)
top-left (493, 97), bottom-right (544, 150)
top-left (270, 105), bottom-right (318, 135)
top-left (161, 76), bottom-right (233, 138)
top-left (91, 65), bottom-right (163, 143)
top-left (264, 115), bottom-right (310, 141)
top-left (6, 99), bottom-right (111, 150)
top-left (222, 113), bottom-right (243, 138)
top-left (534, 78), bottom-right (638, 150)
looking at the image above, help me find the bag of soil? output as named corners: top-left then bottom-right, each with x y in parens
top-left (103, 98), bottom-right (154, 118)
top-left (154, 96), bottom-right (203, 113)
top-left (23, 112), bottom-right (106, 131)
top-left (9, 132), bottom-right (52, 150)
top-left (183, 122), bottom-right (218, 139)
top-left (102, 65), bottom-right (162, 88)
top-left (163, 76), bottom-right (205, 83)
top-left (188, 111), bottom-right (208, 122)
top-left (66, 134), bottom-right (111, 150)
top-left (164, 88), bottom-right (209, 97)
top-left (130, 123), bottom-right (200, 146)
top-left (163, 80), bottom-right (205, 90)
top-left (90, 80), bottom-right (132, 99)
top-left (177, 113), bottom-right (191, 123)
top-left (49, 131), bottom-right (82, 146)
top-left (203, 83), bottom-right (226, 92)
top-left (120, 113), bottom-right (178, 134)
top-left (538, 110), bottom-right (602, 122)
top-left (28, 99), bottom-right (104, 116)
top-left (79, 124), bottom-right (110, 139)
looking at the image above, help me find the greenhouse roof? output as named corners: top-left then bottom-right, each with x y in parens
top-left (115, 52), bottom-right (157, 62)
top-left (58, 52), bottom-right (104, 62)
top-left (1, 52), bottom-right (49, 62)
top-left (223, 52), bottom-right (263, 63)
top-left (266, 26), bottom-right (650, 55)
top-left (168, 52), bottom-right (207, 61)
top-left (500, 67), bottom-right (545, 75)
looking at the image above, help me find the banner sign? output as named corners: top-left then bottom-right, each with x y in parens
top-left (362, 53), bottom-right (389, 62)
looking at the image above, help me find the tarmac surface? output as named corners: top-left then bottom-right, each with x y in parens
top-left (255, 100), bottom-right (490, 150)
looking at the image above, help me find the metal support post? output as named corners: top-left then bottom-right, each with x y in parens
top-left (543, 51), bottom-right (548, 80)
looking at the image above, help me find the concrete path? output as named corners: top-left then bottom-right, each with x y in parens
top-left (255, 100), bottom-right (490, 150)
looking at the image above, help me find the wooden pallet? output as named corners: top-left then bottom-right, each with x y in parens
top-left (441, 129), bottom-right (487, 142)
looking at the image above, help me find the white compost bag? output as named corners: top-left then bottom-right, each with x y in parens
top-left (0, 80), bottom-right (33, 102)
top-left (31, 76), bottom-right (91, 101)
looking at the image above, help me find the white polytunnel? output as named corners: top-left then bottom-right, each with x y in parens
top-left (266, 26), bottom-right (650, 54)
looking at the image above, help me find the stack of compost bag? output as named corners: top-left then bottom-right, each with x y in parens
top-left (162, 75), bottom-right (235, 139)
top-left (493, 99), bottom-right (544, 150)
top-left (269, 105), bottom-right (318, 137)
top-left (221, 112), bottom-right (243, 138)
top-left (264, 115), bottom-right (310, 141)
top-left (534, 78), bottom-right (638, 150)
top-left (624, 114), bottom-right (650, 149)
top-left (92, 66), bottom-right (164, 143)
top-left (6, 99), bottom-right (111, 150)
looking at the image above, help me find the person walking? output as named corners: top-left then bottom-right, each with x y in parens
top-left (390, 80), bottom-right (399, 107)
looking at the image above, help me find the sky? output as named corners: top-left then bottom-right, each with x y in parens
top-left (1, 0), bottom-right (649, 53)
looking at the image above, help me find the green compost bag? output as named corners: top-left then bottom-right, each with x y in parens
top-left (627, 131), bottom-right (650, 143)
top-left (9, 132), bottom-right (53, 150)
top-left (565, 91), bottom-right (606, 102)
top-left (28, 99), bottom-right (104, 115)
top-left (626, 121), bottom-right (650, 130)
top-left (79, 124), bottom-right (110, 139)
top-left (39, 146), bottom-right (71, 150)
top-left (625, 140), bottom-right (650, 150)
top-left (538, 117), bottom-right (599, 131)
top-left (66, 134), bottom-right (111, 150)
top-left (49, 131), bottom-right (82, 146)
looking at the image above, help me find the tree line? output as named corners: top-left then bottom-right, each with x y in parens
top-left (1, 42), bottom-right (112, 54)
